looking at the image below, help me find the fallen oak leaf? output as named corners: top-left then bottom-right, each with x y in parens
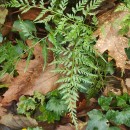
top-left (1, 40), bottom-right (60, 106)
top-left (95, 10), bottom-right (129, 70)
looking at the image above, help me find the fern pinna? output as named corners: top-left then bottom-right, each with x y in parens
top-left (6, 0), bottom-right (106, 129)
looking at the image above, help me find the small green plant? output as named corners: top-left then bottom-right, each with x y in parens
top-left (0, 40), bottom-right (28, 78)
top-left (17, 90), bottom-right (68, 123)
top-left (86, 93), bottom-right (130, 130)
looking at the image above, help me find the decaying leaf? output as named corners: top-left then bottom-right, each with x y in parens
top-left (95, 10), bottom-right (129, 69)
top-left (1, 40), bottom-right (60, 105)
top-left (0, 113), bottom-right (38, 129)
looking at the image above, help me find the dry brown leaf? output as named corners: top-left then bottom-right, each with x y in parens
top-left (1, 40), bottom-right (60, 105)
top-left (0, 113), bottom-right (38, 129)
top-left (20, 7), bottom-right (49, 21)
top-left (1, 21), bottom-right (12, 37)
top-left (95, 10), bottom-right (129, 69)
top-left (20, 8), bottom-right (42, 20)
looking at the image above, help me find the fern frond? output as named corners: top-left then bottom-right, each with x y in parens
top-left (50, 0), bottom-right (57, 8)
top-left (72, 0), bottom-right (88, 14)
top-left (59, 0), bottom-right (69, 11)
top-left (5, 0), bottom-right (21, 7)
top-left (38, 15), bottom-right (54, 24)
top-left (84, 0), bottom-right (104, 15)
top-left (5, 0), bottom-right (106, 128)
top-left (35, 10), bottom-right (47, 21)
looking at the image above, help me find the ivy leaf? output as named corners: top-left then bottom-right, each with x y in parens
top-left (87, 109), bottom-right (103, 120)
top-left (98, 96), bottom-right (113, 111)
top-left (87, 109), bottom-right (109, 130)
top-left (116, 93), bottom-right (129, 108)
top-left (114, 110), bottom-right (130, 127)
top-left (46, 97), bottom-right (67, 116)
top-left (106, 110), bottom-right (119, 123)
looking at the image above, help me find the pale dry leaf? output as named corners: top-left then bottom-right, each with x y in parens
top-left (95, 11), bottom-right (129, 69)
top-left (1, 40), bottom-right (60, 105)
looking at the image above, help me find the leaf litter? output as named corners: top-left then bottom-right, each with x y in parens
top-left (0, 1), bottom-right (130, 130)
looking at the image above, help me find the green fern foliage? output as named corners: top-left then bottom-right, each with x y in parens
top-left (6, 0), bottom-right (105, 128)
top-left (50, 22), bottom-right (106, 128)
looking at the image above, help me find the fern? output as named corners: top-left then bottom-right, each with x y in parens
top-left (6, 0), bottom-right (105, 129)
top-left (50, 23), bottom-right (106, 128)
